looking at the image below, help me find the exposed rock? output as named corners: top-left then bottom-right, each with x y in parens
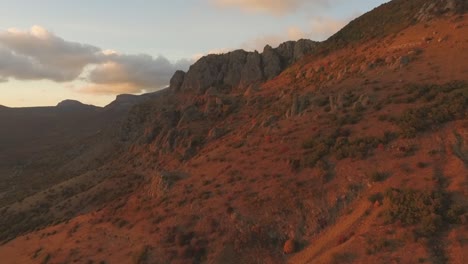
top-left (164, 129), bottom-right (178, 151)
top-left (283, 239), bottom-right (296, 254)
top-left (204, 98), bottom-right (220, 115)
top-left (240, 51), bottom-right (264, 86)
top-left (178, 106), bottom-right (204, 127)
top-left (205, 86), bottom-right (219, 96)
top-left (170, 70), bottom-right (185, 91)
top-left (289, 94), bottom-right (310, 117)
top-left (329, 94), bottom-right (344, 112)
top-left (416, 0), bottom-right (467, 22)
top-left (243, 86), bottom-right (260, 97)
top-left (208, 127), bottom-right (226, 140)
top-left (262, 45), bottom-right (282, 80)
top-left (276, 39), bottom-right (319, 65)
top-left (224, 50), bottom-right (249, 88)
top-left (262, 115), bottom-right (279, 127)
top-left (353, 94), bottom-right (370, 110)
top-left (174, 39), bottom-right (318, 94)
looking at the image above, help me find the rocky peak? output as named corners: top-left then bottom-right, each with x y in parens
top-left (171, 39), bottom-right (319, 94)
top-left (170, 70), bottom-right (186, 91)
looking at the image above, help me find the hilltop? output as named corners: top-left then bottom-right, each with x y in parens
top-left (0, 0), bottom-right (467, 263)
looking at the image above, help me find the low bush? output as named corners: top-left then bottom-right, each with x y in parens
top-left (369, 171), bottom-right (390, 182)
top-left (368, 192), bottom-right (384, 203)
top-left (395, 82), bottom-right (467, 138)
top-left (381, 188), bottom-right (465, 237)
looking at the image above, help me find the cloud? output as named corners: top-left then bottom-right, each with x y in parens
top-left (241, 26), bottom-right (307, 51)
top-left (213, 0), bottom-right (340, 15)
top-left (241, 16), bottom-right (349, 51)
top-left (77, 83), bottom-right (143, 95)
top-left (0, 26), bottom-right (192, 94)
top-left (191, 48), bottom-right (234, 61)
top-left (214, 0), bottom-right (306, 15)
top-left (308, 16), bottom-right (349, 40)
top-left (88, 54), bottom-right (192, 89)
top-left (0, 26), bottom-right (100, 81)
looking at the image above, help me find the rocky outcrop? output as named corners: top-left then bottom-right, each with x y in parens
top-left (262, 45), bottom-right (282, 80)
top-left (174, 39), bottom-right (319, 94)
top-left (241, 51), bottom-right (264, 86)
top-left (416, 0), bottom-right (467, 21)
top-left (276, 39), bottom-right (319, 65)
top-left (178, 105), bottom-right (204, 127)
top-left (170, 70), bottom-right (185, 91)
top-left (288, 94), bottom-right (311, 117)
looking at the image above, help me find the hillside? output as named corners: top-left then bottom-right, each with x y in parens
top-left (0, 0), bottom-right (467, 263)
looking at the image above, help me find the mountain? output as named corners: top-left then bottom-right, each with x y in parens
top-left (56, 99), bottom-right (99, 111)
top-left (0, 0), bottom-right (467, 263)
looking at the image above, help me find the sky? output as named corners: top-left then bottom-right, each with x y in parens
top-left (0, 0), bottom-right (389, 107)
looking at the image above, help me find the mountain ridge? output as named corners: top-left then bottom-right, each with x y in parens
top-left (0, 1), bottom-right (467, 263)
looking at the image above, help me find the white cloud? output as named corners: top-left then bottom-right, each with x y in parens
top-left (241, 16), bottom-right (349, 51)
top-left (88, 54), bottom-right (192, 89)
top-left (192, 48), bottom-right (234, 61)
top-left (213, 0), bottom-right (341, 15)
top-left (308, 16), bottom-right (349, 40)
top-left (0, 26), bottom-right (100, 81)
top-left (77, 83), bottom-right (142, 95)
top-left (0, 26), bottom-right (192, 94)
top-left (214, 0), bottom-right (306, 15)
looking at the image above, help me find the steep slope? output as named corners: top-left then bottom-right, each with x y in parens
top-left (326, 0), bottom-right (467, 48)
top-left (0, 1), bottom-right (467, 264)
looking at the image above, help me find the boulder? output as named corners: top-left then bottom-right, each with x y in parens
top-left (283, 239), bottom-right (296, 254)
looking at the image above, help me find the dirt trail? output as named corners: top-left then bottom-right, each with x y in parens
top-left (288, 199), bottom-right (372, 264)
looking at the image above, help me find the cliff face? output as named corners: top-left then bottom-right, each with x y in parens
top-left (171, 39), bottom-right (319, 94)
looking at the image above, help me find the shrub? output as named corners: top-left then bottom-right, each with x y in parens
top-left (369, 171), bottom-right (390, 182)
top-left (133, 245), bottom-right (151, 264)
top-left (331, 252), bottom-right (356, 264)
top-left (41, 254), bottom-right (51, 264)
top-left (396, 82), bottom-right (467, 138)
top-left (381, 188), bottom-right (459, 237)
top-left (368, 192), bottom-right (384, 203)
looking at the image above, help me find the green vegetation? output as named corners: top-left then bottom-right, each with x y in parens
top-left (366, 237), bottom-right (400, 255)
top-left (369, 171), bottom-right (391, 182)
top-left (331, 252), bottom-right (356, 264)
top-left (41, 253), bottom-right (51, 264)
top-left (302, 128), bottom-right (395, 167)
top-left (133, 245), bottom-right (151, 264)
top-left (395, 82), bottom-right (468, 137)
top-left (383, 188), bottom-right (465, 237)
top-left (368, 192), bottom-right (384, 203)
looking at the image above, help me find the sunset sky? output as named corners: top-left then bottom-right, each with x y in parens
top-left (0, 0), bottom-right (388, 107)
